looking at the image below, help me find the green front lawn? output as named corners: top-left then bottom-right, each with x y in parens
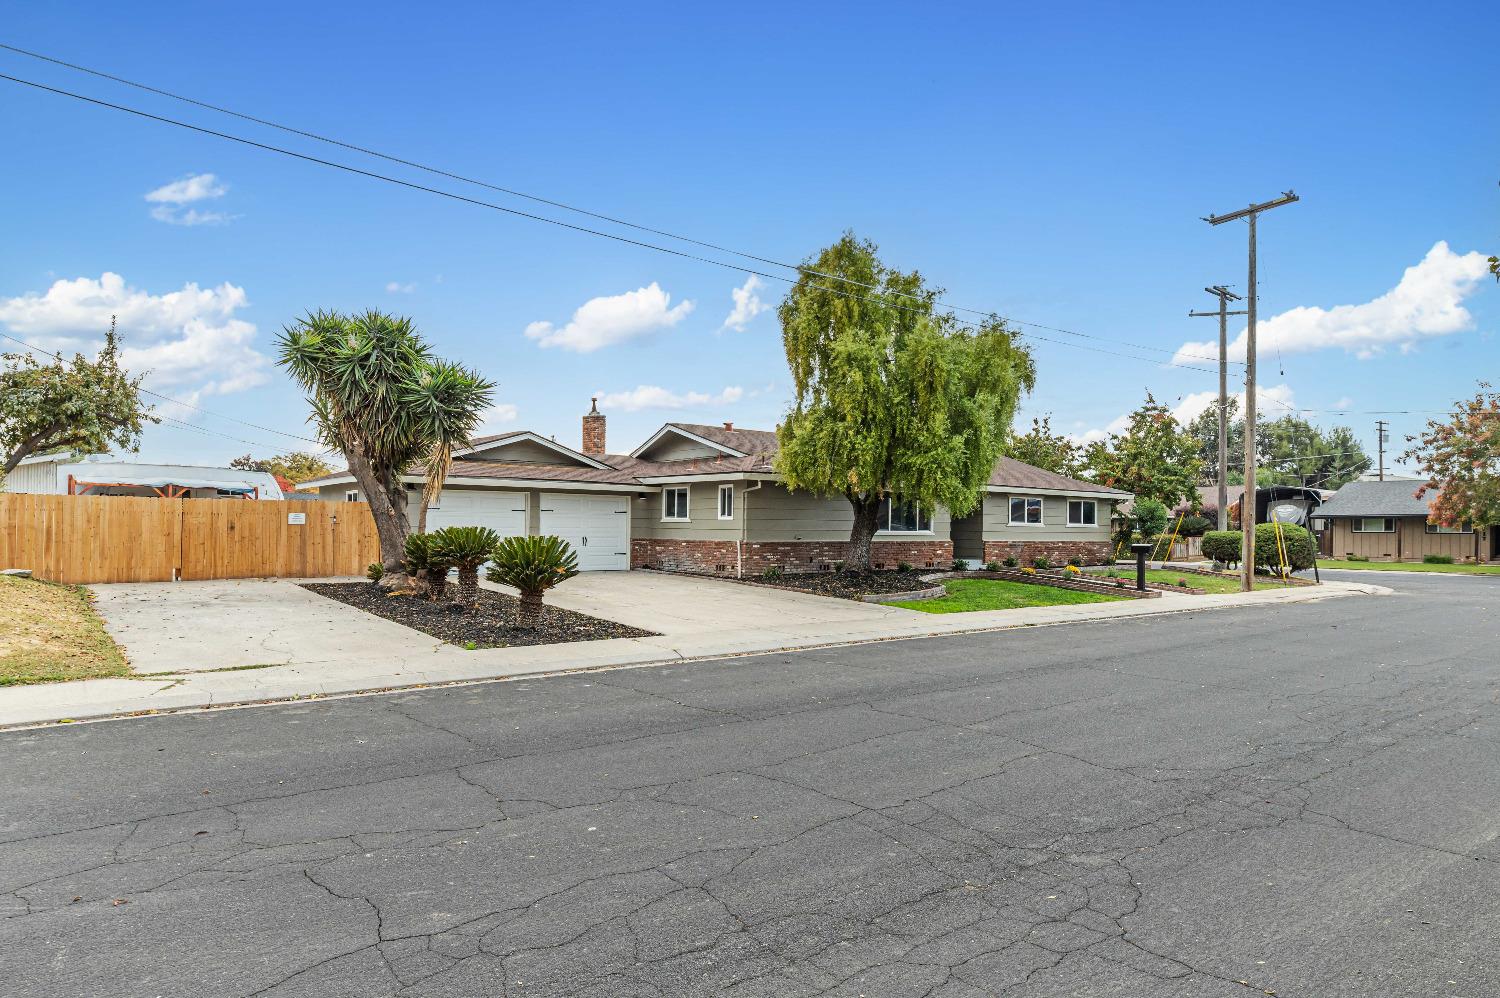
top-left (1102, 568), bottom-right (1284, 593)
top-left (889, 578), bottom-right (1126, 613)
top-left (1318, 558), bottom-right (1500, 575)
top-left (0, 574), bottom-right (130, 686)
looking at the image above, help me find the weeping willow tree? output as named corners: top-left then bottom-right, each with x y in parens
top-left (775, 233), bottom-right (1035, 571)
top-left (278, 310), bottom-right (493, 588)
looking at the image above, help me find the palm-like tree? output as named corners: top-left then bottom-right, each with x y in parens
top-left (402, 532), bottom-right (455, 600)
top-left (486, 535), bottom-right (579, 628)
top-left (278, 311), bottom-right (494, 588)
top-left (405, 360), bottom-right (493, 534)
top-left (431, 525), bottom-right (500, 606)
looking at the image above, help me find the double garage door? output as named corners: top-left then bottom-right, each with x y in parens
top-left (423, 490), bottom-right (628, 571)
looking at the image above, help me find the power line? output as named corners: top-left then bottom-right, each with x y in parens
top-left (0, 55), bottom-right (1230, 370)
top-left (0, 329), bottom-right (323, 448)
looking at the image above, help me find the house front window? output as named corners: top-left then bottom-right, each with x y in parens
top-left (718, 484), bottom-right (734, 520)
top-left (1351, 517), bottom-right (1395, 533)
top-left (1009, 496), bottom-right (1043, 525)
top-left (879, 497), bottom-right (931, 532)
top-left (662, 487), bottom-right (690, 521)
top-left (1066, 499), bottom-right (1097, 527)
top-left (1425, 522), bottom-right (1472, 534)
top-left (344, 490), bottom-right (360, 502)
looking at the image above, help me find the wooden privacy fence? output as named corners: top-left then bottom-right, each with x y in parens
top-left (0, 494), bottom-right (380, 584)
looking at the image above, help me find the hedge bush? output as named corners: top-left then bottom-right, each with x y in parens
top-left (1201, 525), bottom-right (1317, 571)
top-left (1423, 554), bottom-right (1455, 565)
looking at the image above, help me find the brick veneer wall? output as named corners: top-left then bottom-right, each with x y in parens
top-left (632, 537), bottom-right (953, 575)
top-left (983, 539), bottom-right (1112, 566)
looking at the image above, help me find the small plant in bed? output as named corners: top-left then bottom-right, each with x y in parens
top-left (486, 534), bottom-right (580, 628)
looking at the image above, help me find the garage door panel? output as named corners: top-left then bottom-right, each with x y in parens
top-left (540, 493), bottom-right (629, 571)
top-left (424, 490), bottom-right (527, 537)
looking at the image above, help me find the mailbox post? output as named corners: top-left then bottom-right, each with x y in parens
top-left (1129, 543), bottom-right (1152, 593)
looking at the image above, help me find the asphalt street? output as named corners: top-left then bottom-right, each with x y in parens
top-left (3, 571), bottom-right (1498, 997)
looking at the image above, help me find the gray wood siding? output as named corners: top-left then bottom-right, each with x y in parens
top-left (981, 494), bottom-right (1115, 543)
top-left (465, 438), bottom-right (580, 464)
top-left (1330, 517), bottom-right (1480, 561)
top-left (632, 481), bottom-right (743, 540)
top-left (637, 436), bottom-right (724, 462)
top-left (745, 485), bottom-right (951, 543)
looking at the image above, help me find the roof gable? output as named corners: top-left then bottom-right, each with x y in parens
top-left (1316, 480), bottom-right (1437, 518)
top-left (987, 457), bottom-right (1131, 497)
top-left (454, 430), bottom-right (610, 469)
top-left (632, 424), bottom-right (748, 461)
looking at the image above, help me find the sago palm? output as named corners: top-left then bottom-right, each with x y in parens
top-left (485, 535), bottom-right (579, 628)
top-left (402, 532), bottom-right (455, 601)
top-left (431, 525), bottom-right (500, 606)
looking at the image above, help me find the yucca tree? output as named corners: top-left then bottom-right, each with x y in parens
top-left (406, 361), bottom-right (493, 534)
top-left (485, 535), bottom-right (579, 628)
top-left (403, 532), bottom-right (454, 601)
top-left (278, 310), bottom-right (494, 588)
top-left (431, 525), bottom-right (500, 606)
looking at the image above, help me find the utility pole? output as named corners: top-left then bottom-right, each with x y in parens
top-left (1375, 420), bottom-right (1389, 481)
top-left (1203, 191), bottom-right (1299, 592)
top-left (1189, 286), bottom-right (1247, 531)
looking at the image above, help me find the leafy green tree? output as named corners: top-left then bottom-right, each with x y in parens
top-left (432, 525), bottom-right (500, 606)
top-left (1085, 393), bottom-right (1201, 511)
top-left (229, 451), bottom-right (335, 485)
top-left (1, 318), bottom-right (155, 479)
top-left (486, 534), bottom-right (580, 627)
top-left (1402, 383), bottom-right (1500, 530)
top-left (775, 233), bottom-right (1035, 571)
top-left (1009, 416), bottom-right (1083, 477)
top-left (278, 310), bottom-right (494, 587)
top-left (1185, 396), bottom-right (1243, 486)
top-left (1130, 497), bottom-right (1169, 540)
top-left (1256, 416), bottom-right (1370, 489)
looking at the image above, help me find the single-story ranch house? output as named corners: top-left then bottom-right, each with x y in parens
top-left (1312, 478), bottom-right (1497, 563)
top-left (301, 401), bottom-right (1130, 574)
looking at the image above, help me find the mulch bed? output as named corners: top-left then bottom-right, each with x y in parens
top-left (300, 583), bottom-right (656, 648)
top-left (737, 569), bottom-right (938, 601)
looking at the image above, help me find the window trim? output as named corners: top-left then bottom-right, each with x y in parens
top-left (344, 490), bottom-right (360, 503)
top-left (1065, 498), bottom-right (1097, 528)
top-left (1425, 521), bottom-right (1472, 534)
top-left (1009, 495), bottom-right (1044, 526)
top-left (1351, 517), bottom-right (1395, 533)
top-left (717, 483), bottom-right (734, 520)
top-left (876, 496), bottom-right (933, 534)
top-left (661, 486), bottom-right (690, 522)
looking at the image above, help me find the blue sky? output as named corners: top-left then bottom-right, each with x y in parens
top-left (1, 2), bottom-right (1495, 473)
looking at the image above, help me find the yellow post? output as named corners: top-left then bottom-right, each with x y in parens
top-left (1154, 513), bottom-right (1185, 563)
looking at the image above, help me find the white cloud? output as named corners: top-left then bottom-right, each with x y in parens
top-left (596, 384), bottom-right (744, 412)
top-left (525, 283), bottom-right (694, 352)
top-left (1171, 242), bottom-right (1491, 366)
top-left (144, 173), bottom-right (234, 226)
top-left (0, 272), bottom-right (268, 397)
top-left (1332, 396), bottom-right (1354, 410)
top-left (721, 275), bottom-right (769, 331)
top-left (385, 281), bottom-right (417, 294)
top-left (475, 402), bottom-right (519, 433)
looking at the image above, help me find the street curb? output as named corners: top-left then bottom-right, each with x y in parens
top-left (0, 581), bottom-right (1390, 731)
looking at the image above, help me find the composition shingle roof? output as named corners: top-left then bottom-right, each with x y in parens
top-left (665, 422), bottom-right (780, 456)
top-left (1315, 479), bottom-right (1437, 518)
top-left (986, 457), bottom-right (1130, 496)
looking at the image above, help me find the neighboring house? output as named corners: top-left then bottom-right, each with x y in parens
top-left (300, 400), bottom-right (1129, 573)
top-left (1312, 479), bottom-right (1496, 563)
top-left (2, 453), bottom-right (285, 499)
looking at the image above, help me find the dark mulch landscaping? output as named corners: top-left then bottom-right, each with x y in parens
top-left (740, 569), bottom-right (937, 600)
top-left (300, 582), bottom-right (657, 648)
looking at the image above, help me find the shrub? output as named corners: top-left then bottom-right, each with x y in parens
top-left (1002, 556), bottom-right (1019, 568)
top-left (1201, 531), bottom-right (1243, 566)
top-left (1177, 514), bottom-right (1213, 537)
top-left (984, 560), bottom-right (1002, 572)
top-left (1423, 554), bottom-right (1455, 565)
top-left (1255, 523), bottom-right (1316, 572)
top-left (1176, 577), bottom-right (1188, 587)
top-left (1131, 497), bottom-right (1169, 540)
top-left (1114, 579), bottom-right (1126, 589)
top-left (1064, 564), bottom-right (1082, 576)
top-left (430, 525), bottom-right (502, 606)
top-left (1346, 554), bottom-right (1368, 562)
top-left (762, 564), bottom-right (784, 580)
top-left (1021, 566), bottom-right (1037, 576)
top-left (402, 533), bottom-right (454, 601)
top-left (1032, 557), bottom-right (1050, 570)
top-left (897, 561), bottom-right (914, 573)
top-left (1067, 556), bottom-right (1083, 568)
top-left (951, 558), bottom-right (967, 572)
top-left (366, 562), bottom-right (384, 583)
top-left (485, 535), bottom-right (580, 628)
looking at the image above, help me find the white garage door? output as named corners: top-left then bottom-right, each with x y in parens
top-left (423, 490), bottom-right (527, 538)
top-left (539, 493), bottom-right (630, 571)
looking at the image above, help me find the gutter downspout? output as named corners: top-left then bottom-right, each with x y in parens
top-left (739, 479), bottom-right (763, 577)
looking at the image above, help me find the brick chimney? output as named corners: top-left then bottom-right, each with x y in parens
top-left (722, 421), bottom-right (734, 431)
top-left (582, 397), bottom-right (606, 456)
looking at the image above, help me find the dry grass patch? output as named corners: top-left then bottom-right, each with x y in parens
top-left (0, 574), bottom-right (130, 685)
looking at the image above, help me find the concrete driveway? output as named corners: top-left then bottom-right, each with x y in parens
top-left (0, 571), bottom-right (1382, 727)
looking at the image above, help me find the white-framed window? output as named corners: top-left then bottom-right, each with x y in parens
top-left (718, 484), bottom-right (734, 520)
top-left (344, 490), bottom-right (360, 503)
top-left (1351, 517), bottom-right (1395, 533)
top-left (1009, 496), bottom-right (1043, 526)
top-left (1425, 521), bottom-right (1472, 534)
top-left (661, 486), bottom-right (690, 521)
top-left (1066, 499), bottom-right (1097, 527)
top-left (878, 496), bottom-right (931, 533)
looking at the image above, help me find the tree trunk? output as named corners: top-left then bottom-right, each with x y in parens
top-left (427, 569), bottom-right (448, 602)
top-left (457, 566), bottom-right (479, 606)
top-left (844, 494), bottom-right (883, 573)
top-left (345, 448), bottom-right (410, 589)
top-left (516, 590), bottom-right (543, 628)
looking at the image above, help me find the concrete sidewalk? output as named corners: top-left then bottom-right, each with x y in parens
top-left (0, 572), bottom-right (1388, 727)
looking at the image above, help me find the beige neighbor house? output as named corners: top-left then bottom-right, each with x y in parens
top-left (301, 401), bottom-right (1129, 574)
top-left (1312, 478), bottom-right (1497, 563)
